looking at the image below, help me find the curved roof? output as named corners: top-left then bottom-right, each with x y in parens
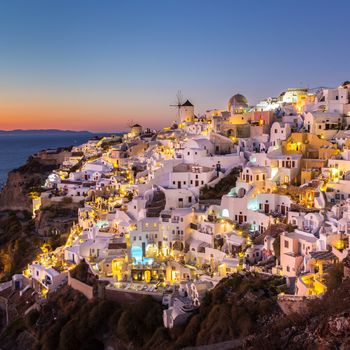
top-left (228, 93), bottom-right (248, 111)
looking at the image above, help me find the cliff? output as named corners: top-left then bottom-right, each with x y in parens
top-left (0, 147), bottom-right (76, 281)
top-left (0, 148), bottom-right (71, 211)
top-left (35, 202), bottom-right (82, 236)
top-left (0, 211), bottom-right (39, 281)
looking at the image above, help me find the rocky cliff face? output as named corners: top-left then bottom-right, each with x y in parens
top-left (244, 274), bottom-right (350, 350)
top-left (0, 170), bottom-right (35, 211)
top-left (35, 202), bottom-right (82, 237)
top-left (0, 149), bottom-right (70, 212)
top-left (0, 148), bottom-right (74, 280)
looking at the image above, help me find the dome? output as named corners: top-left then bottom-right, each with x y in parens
top-left (228, 93), bottom-right (248, 112)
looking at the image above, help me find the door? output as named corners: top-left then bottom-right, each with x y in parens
top-left (281, 205), bottom-right (286, 215)
top-left (178, 181), bottom-right (181, 189)
top-left (264, 204), bottom-right (269, 214)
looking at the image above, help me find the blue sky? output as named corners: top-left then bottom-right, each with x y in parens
top-left (0, 0), bottom-right (349, 131)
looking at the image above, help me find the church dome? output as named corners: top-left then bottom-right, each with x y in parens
top-left (228, 94), bottom-right (248, 112)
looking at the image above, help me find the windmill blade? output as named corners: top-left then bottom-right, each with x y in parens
top-left (176, 90), bottom-right (183, 106)
top-left (169, 91), bottom-right (184, 122)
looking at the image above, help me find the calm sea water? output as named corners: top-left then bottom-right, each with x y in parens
top-left (0, 133), bottom-right (102, 186)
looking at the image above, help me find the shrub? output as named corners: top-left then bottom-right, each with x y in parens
top-left (25, 309), bottom-right (40, 329)
top-left (62, 197), bottom-right (73, 204)
top-left (325, 263), bottom-right (344, 291)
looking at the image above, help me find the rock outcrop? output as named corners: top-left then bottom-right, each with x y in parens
top-left (0, 149), bottom-right (71, 212)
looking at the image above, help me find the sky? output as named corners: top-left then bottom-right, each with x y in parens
top-left (0, 0), bottom-right (349, 132)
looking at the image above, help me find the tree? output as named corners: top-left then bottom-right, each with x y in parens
top-left (326, 263), bottom-right (344, 291)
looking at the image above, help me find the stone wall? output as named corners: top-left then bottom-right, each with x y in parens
top-left (68, 273), bottom-right (94, 299)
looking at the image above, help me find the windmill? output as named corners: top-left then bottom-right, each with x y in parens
top-left (170, 90), bottom-right (184, 122)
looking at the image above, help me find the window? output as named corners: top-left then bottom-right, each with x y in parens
top-left (188, 196), bottom-right (192, 203)
top-left (287, 266), bottom-right (290, 272)
top-left (284, 240), bottom-right (289, 248)
top-left (133, 236), bottom-right (136, 241)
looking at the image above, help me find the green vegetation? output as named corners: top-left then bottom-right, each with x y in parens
top-left (70, 261), bottom-right (97, 287)
top-left (272, 235), bottom-right (280, 259)
top-left (101, 138), bottom-right (121, 150)
top-left (69, 158), bottom-right (84, 172)
top-left (325, 262), bottom-right (344, 291)
top-left (3, 271), bottom-right (350, 350)
top-left (142, 273), bottom-right (283, 349)
top-left (200, 168), bottom-right (240, 200)
top-left (1, 286), bottom-right (164, 350)
top-left (0, 211), bottom-right (39, 281)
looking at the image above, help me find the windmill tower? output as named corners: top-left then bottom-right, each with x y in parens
top-left (179, 99), bottom-right (194, 123)
top-left (170, 91), bottom-right (194, 124)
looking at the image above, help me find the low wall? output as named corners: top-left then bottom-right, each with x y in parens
top-left (68, 273), bottom-right (94, 299)
top-left (277, 294), bottom-right (317, 315)
top-left (104, 286), bottom-right (163, 304)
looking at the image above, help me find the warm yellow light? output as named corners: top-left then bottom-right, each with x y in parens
top-left (334, 240), bottom-right (345, 250)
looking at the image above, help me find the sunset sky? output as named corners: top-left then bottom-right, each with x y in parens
top-left (1, 0), bottom-right (350, 132)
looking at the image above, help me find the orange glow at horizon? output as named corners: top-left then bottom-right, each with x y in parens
top-left (0, 101), bottom-right (170, 132)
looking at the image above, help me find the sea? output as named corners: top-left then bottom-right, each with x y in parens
top-left (0, 132), bottom-right (106, 187)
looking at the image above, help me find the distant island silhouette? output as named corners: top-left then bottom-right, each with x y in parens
top-left (0, 129), bottom-right (93, 135)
